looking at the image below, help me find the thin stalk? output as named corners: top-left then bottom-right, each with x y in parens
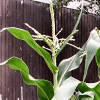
top-left (50, 1), bottom-right (58, 93)
top-left (67, 43), bottom-right (82, 50)
top-left (25, 23), bottom-right (41, 35)
top-left (52, 56), bottom-right (58, 92)
top-left (52, 45), bottom-right (58, 92)
top-left (50, 1), bottom-right (56, 42)
top-left (53, 72), bottom-right (58, 92)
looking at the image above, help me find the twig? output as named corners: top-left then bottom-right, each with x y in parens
top-left (42, 46), bottom-right (51, 52)
top-left (59, 38), bottom-right (75, 41)
top-left (56, 28), bottom-right (63, 36)
top-left (67, 43), bottom-right (82, 50)
top-left (25, 23), bottom-right (41, 35)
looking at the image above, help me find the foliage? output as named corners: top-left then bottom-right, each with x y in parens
top-left (0, 57), bottom-right (54, 100)
top-left (0, 0), bottom-right (100, 100)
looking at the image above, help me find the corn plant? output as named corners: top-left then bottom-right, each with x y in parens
top-left (0, 0), bottom-right (100, 100)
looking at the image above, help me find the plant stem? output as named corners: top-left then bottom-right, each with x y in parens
top-left (52, 55), bottom-right (58, 92)
top-left (50, 1), bottom-right (56, 42)
top-left (52, 49), bottom-right (58, 93)
top-left (50, 1), bottom-right (58, 93)
top-left (54, 72), bottom-right (58, 92)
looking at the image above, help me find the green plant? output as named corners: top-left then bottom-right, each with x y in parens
top-left (0, 0), bottom-right (100, 100)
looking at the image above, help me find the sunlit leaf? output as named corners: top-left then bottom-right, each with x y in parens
top-left (83, 29), bottom-right (100, 81)
top-left (77, 81), bottom-right (100, 100)
top-left (80, 97), bottom-right (93, 100)
top-left (52, 77), bottom-right (80, 100)
top-left (96, 48), bottom-right (100, 79)
top-left (0, 27), bottom-right (58, 74)
top-left (77, 91), bottom-right (94, 100)
top-left (0, 57), bottom-right (54, 100)
top-left (58, 44), bottom-right (86, 86)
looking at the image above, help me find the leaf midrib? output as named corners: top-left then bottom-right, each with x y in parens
top-left (58, 56), bottom-right (76, 86)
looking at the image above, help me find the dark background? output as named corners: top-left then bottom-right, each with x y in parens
top-left (0, 0), bottom-right (100, 100)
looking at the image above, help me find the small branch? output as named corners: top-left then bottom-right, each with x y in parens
top-left (42, 46), bottom-right (51, 52)
top-left (59, 38), bottom-right (75, 41)
top-left (33, 38), bottom-right (43, 41)
top-left (25, 23), bottom-right (41, 35)
top-left (56, 28), bottom-right (63, 36)
top-left (50, 1), bottom-right (56, 39)
top-left (67, 43), bottom-right (82, 50)
top-left (32, 35), bottom-right (43, 40)
top-left (70, 38), bottom-right (75, 41)
top-left (32, 35), bottom-right (42, 38)
top-left (32, 35), bottom-right (52, 39)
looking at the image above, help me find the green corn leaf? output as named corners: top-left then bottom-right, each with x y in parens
top-left (83, 29), bottom-right (100, 81)
top-left (80, 98), bottom-right (93, 100)
top-left (96, 48), bottom-right (100, 79)
top-left (77, 81), bottom-right (100, 100)
top-left (0, 57), bottom-right (54, 100)
top-left (52, 77), bottom-right (80, 100)
top-left (80, 97), bottom-right (93, 100)
top-left (58, 44), bottom-right (86, 86)
top-left (0, 27), bottom-right (58, 74)
top-left (58, 28), bottom-right (100, 86)
top-left (58, 52), bottom-right (82, 86)
top-left (53, 76), bottom-right (100, 100)
top-left (78, 92), bottom-right (94, 100)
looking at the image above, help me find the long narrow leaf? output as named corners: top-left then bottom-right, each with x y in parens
top-left (0, 27), bottom-right (58, 74)
top-left (52, 77), bottom-right (80, 100)
top-left (58, 28), bottom-right (100, 86)
top-left (77, 91), bottom-right (94, 100)
top-left (53, 76), bottom-right (100, 100)
top-left (0, 57), bottom-right (54, 100)
top-left (83, 29), bottom-right (100, 81)
top-left (96, 48), bottom-right (100, 79)
top-left (58, 44), bottom-right (86, 86)
top-left (77, 82), bottom-right (100, 100)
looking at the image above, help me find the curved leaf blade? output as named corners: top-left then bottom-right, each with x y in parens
top-left (58, 45), bottom-right (86, 86)
top-left (77, 82), bottom-right (100, 100)
top-left (78, 91), bottom-right (94, 100)
top-left (52, 77), bottom-right (80, 100)
top-left (96, 48), bottom-right (100, 79)
top-left (0, 57), bottom-right (54, 100)
top-left (83, 29), bottom-right (100, 81)
top-left (58, 28), bottom-right (100, 85)
top-left (0, 27), bottom-right (58, 74)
